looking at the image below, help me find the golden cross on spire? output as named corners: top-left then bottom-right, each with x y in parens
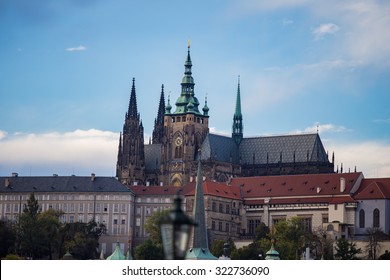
top-left (188, 39), bottom-right (191, 48)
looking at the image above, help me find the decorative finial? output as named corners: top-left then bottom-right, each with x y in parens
top-left (188, 39), bottom-right (191, 48)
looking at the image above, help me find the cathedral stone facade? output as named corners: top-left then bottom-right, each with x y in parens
top-left (116, 45), bottom-right (334, 187)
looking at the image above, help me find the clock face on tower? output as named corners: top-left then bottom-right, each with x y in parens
top-left (175, 136), bottom-right (183, 146)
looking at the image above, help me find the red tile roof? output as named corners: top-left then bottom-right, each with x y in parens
top-left (184, 180), bottom-right (241, 200)
top-left (129, 185), bottom-right (193, 196)
top-left (353, 178), bottom-right (390, 200)
top-left (230, 172), bottom-right (362, 198)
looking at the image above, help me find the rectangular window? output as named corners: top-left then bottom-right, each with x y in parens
top-left (96, 203), bottom-right (101, 212)
top-left (79, 203), bottom-right (84, 212)
top-left (219, 221), bottom-right (223, 231)
top-left (70, 203), bottom-right (75, 212)
top-left (334, 204), bottom-right (338, 210)
top-left (114, 204), bottom-right (119, 213)
top-left (121, 204), bottom-right (126, 213)
top-left (88, 203), bottom-right (93, 213)
top-left (226, 204), bottom-right (230, 214)
top-left (69, 215), bottom-right (74, 223)
top-left (121, 219), bottom-right (126, 225)
top-left (211, 220), bottom-right (216, 230)
top-left (219, 203), bottom-right (223, 213)
top-left (136, 218), bottom-right (141, 227)
top-left (226, 223), bottom-right (230, 233)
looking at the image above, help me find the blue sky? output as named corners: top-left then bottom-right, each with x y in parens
top-left (1, 0), bottom-right (389, 178)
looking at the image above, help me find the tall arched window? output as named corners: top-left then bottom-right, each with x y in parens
top-left (373, 208), bottom-right (380, 228)
top-left (359, 209), bottom-right (365, 228)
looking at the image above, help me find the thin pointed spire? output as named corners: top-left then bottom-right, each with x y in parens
top-left (186, 151), bottom-right (217, 259)
top-left (232, 75), bottom-right (243, 145)
top-left (128, 78), bottom-right (138, 118)
top-left (152, 84), bottom-right (165, 144)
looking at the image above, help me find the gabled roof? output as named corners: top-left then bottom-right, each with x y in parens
top-left (0, 175), bottom-right (132, 194)
top-left (353, 178), bottom-right (390, 200)
top-left (200, 133), bottom-right (330, 165)
top-left (230, 172), bottom-right (362, 199)
top-left (201, 133), bottom-right (237, 162)
top-left (239, 133), bottom-right (328, 165)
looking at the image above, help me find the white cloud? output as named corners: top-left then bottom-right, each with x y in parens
top-left (0, 130), bottom-right (7, 140)
top-left (282, 19), bottom-right (294, 26)
top-left (327, 140), bottom-right (390, 178)
top-left (0, 128), bottom-right (389, 178)
top-left (0, 129), bottom-right (118, 176)
top-left (312, 23), bottom-right (340, 40)
top-left (65, 45), bottom-right (87, 52)
top-left (290, 123), bottom-right (351, 134)
top-left (373, 118), bottom-right (390, 125)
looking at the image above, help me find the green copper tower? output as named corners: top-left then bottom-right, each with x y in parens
top-left (232, 76), bottom-right (243, 145)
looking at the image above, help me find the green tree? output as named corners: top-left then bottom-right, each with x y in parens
top-left (254, 222), bottom-right (269, 241)
top-left (210, 238), bottom-right (236, 258)
top-left (133, 209), bottom-right (169, 259)
top-left (18, 193), bottom-right (49, 259)
top-left (334, 239), bottom-right (362, 260)
top-left (271, 217), bottom-right (308, 259)
top-left (38, 209), bottom-right (63, 259)
top-left (144, 209), bottom-right (170, 244)
top-left (59, 220), bottom-right (106, 260)
top-left (134, 239), bottom-right (164, 260)
top-left (0, 220), bottom-right (16, 258)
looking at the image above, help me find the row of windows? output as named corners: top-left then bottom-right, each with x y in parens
top-left (136, 197), bottom-right (171, 203)
top-left (171, 116), bottom-right (205, 124)
top-left (211, 201), bottom-right (240, 215)
top-left (359, 208), bottom-right (380, 228)
top-left (0, 202), bottom-right (128, 214)
top-left (211, 220), bottom-right (239, 233)
top-left (0, 194), bottom-right (131, 201)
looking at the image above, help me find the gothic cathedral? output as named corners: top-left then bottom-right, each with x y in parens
top-left (116, 44), bottom-right (334, 187)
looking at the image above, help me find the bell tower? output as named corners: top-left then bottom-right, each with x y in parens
top-left (161, 43), bottom-right (209, 186)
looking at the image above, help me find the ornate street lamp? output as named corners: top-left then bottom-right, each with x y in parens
top-left (159, 194), bottom-right (196, 260)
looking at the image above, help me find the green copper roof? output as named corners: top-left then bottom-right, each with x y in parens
top-left (172, 45), bottom-right (203, 116)
top-left (234, 76), bottom-right (242, 117)
top-left (186, 247), bottom-right (218, 260)
top-left (265, 243), bottom-right (280, 260)
top-left (106, 242), bottom-right (126, 260)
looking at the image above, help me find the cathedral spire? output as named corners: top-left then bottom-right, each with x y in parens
top-left (174, 44), bottom-right (200, 115)
top-left (152, 84), bottom-right (165, 144)
top-left (232, 75), bottom-right (243, 145)
top-left (128, 78), bottom-right (138, 118)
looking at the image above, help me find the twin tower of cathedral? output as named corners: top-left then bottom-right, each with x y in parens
top-left (116, 45), bottom-right (334, 187)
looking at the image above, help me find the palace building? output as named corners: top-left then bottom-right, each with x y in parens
top-left (116, 44), bottom-right (334, 187)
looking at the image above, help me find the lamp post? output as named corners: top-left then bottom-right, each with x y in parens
top-left (159, 194), bottom-right (196, 260)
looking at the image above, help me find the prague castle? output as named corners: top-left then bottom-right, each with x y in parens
top-left (116, 45), bottom-right (334, 187)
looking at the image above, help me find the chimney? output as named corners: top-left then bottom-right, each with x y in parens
top-left (340, 177), bottom-right (346, 193)
top-left (146, 181), bottom-right (150, 186)
top-left (12, 172), bottom-right (18, 177)
top-left (91, 173), bottom-right (96, 182)
top-left (4, 178), bottom-right (10, 188)
top-left (133, 181), bottom-right (138, 186)
top-left (160, 181), bottom-right (163, 186)
top-left (317, 187), bottom-right (322, 194)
